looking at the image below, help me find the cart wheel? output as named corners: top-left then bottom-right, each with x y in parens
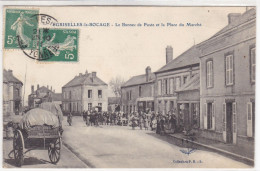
top-left (48, 136), bottom-right (61, 164)
top-left (13, 130), bottom-right (24, 167)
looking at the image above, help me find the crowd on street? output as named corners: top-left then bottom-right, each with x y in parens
top-left (66, 110), bottom-right (178, 135)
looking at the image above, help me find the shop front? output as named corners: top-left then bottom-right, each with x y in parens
top-left (136, 97), bottom-right (154, 113)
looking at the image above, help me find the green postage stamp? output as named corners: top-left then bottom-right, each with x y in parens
top-left (4, 8), bottom-right (79, 61)
top-left (38, 28), bottom-right (78, 61)
top-left (4, 9), bottom-right (38, 49)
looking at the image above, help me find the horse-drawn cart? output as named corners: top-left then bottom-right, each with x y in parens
top-left (13, 104), bottom-right (63, 167)
top-left (13, 125), bottom-right (61, 166)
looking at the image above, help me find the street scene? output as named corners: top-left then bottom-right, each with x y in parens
top-left (3, 117), bottom-right (251, 168)
top-left (2, 6), bottom-right (256, 168)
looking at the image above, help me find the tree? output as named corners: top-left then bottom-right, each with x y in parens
top-left (109, 76), bottom-right (125, 98)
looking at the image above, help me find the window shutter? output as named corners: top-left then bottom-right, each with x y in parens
top-left (222, 103), bottom-right (227, 142)
top-left (225, 56), bottom-right (229, 85)
top-left (167, 79), bottom-right (170, 95)
top-left (207, 62), bottom-right (210, 87)
top-left (158, 80), bottom-right (161, 95)
top-left (230, 55), bottom-right (233, 84)
top-left (212, 102), bottom-right (215, 130)
top-left (204, 103), bottom-right (207, 129)
top-left (173, 78), bottom-right (176, 91)
top-left (232, 102), bottom-right (237, 144)
top-left (247, 102), bottom-right (253, 137)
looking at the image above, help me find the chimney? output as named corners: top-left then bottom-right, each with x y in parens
top-left (166, 46), bottom-right (173, 64)
top-left (228, 13), bottom-right (241, 24)
top-left (145, 66), bottom-right (151, 82)
top-left (31, 85), bottom-right (34, 94)
top-left (37, 84), bottom-right (39, 89)
top-left (92, 72), bottom-right (96, 77)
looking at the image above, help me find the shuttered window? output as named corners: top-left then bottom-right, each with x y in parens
top-left (158, 80), bottom-right (162, 95)
top-left (169, 78), bottom-right (174, 94)
top-left (206, 60), bottom-right (213, 88)
top-left (225, 55), bottom-right (234, 85)
top-left (251, 47), bottom-right (256, 83)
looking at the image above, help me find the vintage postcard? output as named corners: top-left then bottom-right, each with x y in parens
top-left (1, 5), bottom-right (257, 169)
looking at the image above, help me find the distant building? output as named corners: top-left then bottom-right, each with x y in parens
top-left (3, 69), bottom-right (23, 118)
top-left (108, 97), bottom-right (121, 112)
top-left (28, 84), bottom-right (62, 109)
top-left (121, 66), bottom-right (155, 113)
top-left (155, 45), bottom-right (201, 130)
top-left (62, 70), bottom-right (108, 114)
top-left (197, 9), bottom-right (256, 145)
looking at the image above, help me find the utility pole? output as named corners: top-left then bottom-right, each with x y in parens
top-left (22, 64), bottom-right (27, 108)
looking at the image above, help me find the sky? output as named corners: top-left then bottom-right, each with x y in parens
top-left (3, 6), bottom-right (247, 105)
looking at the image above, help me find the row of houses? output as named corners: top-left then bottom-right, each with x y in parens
top-left (121, 9), bottom-right (256, 146)
top-left (3, 69), bottom-right (110, 117)
top-left (3, 69), bottom-right (64, 118)
top-left (28, 84), bottom-right (62, 108)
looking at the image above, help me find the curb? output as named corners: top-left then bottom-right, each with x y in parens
top-left (168, 134), bottom-right (254, 166)
top-left (62, 141), bottom-right (95, 168)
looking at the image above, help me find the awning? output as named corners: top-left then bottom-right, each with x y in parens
top-left (176, 74), bottom-right (200, 92)
top-left (136, 97), bottom-right (154, 101)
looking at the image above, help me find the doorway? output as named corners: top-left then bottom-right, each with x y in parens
top-left (207, 103), bottom-right (213, 129)
top-left (14, 101), bottom-right (20, 115)
top-left (226, 102), bottom-right (233, 143)
top-left (183, 103), bottom-right (190, 131)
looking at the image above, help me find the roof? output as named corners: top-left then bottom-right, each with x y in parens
top-left (63, 73), bottom-right (107, 88)
top-left (108, 97), bottom-right (120, 104)
top-left (211, 8), bottom-right (256, 38)
top-left (3, 69), bottom-right (23, 84)
top-left (122, 73), bottom-right (155, 87)
top-left (156, 45), bottom-right (201, 74)
top-left (176, 73), bottom-right (200, 92)
top-left (197, 8), bottom-right (256, 50)
top-left (37, 86), bottom-right (52, 93)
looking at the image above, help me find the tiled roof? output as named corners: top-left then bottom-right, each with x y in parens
top-left (63, 73), bottom-right (107, 88)
top-left (156, 45), bottom-right (201, 73)
top-left (211, 8), bottom-right (256, 38)
top-left (176, 73), bottom-right (200, 92)
top-left (122, 73), bottom-right (155, 87)
top-left (3, 69), bottom-right (23, 84)
top-left (37, 86), bottom-right (52, 93)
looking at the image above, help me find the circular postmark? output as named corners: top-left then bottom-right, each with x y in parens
top-left (17, 13), bottom-right (59, 61)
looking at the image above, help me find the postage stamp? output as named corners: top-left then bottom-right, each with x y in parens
top-left (4, 9), bottom-right (39, 49)
top-left (38, 28), bottom-right (78, 61)
top-left (4, 8), bottom-right (78, 61)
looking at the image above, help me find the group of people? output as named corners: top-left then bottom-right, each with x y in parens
top-left (66, 110), bottom-right (178, 136)
top-left (129, 111), bottom-right (177, 135)
top-left (82, 110), bottom-right (129, 126)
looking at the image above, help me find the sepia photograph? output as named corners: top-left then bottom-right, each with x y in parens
top-left (1, 4), bottom-right (258, 169)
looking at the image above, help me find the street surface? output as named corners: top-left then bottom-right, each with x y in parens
top-left (3, 136), bottom-right (87, 168)
top-left (2, 116), bottom-right (251, 168)
top-left (62, 117), bottom-right (251, 168)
